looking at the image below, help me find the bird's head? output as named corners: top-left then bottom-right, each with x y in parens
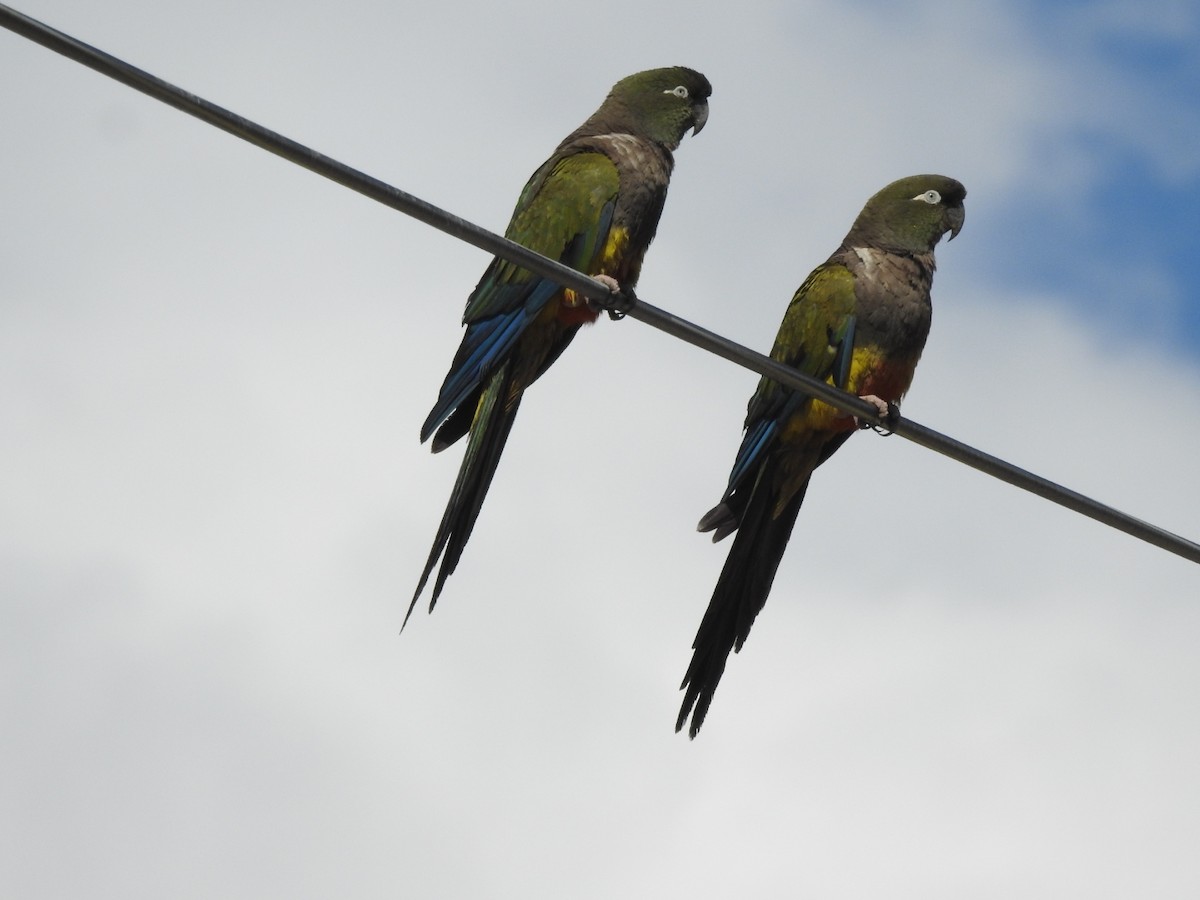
top-left (596, 67), bottom-right (712, 149)
top-left (848, 174), bottom-right (967, 254)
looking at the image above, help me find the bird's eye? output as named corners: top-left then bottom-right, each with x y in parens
top-left (914, 190), bottom-right (941, 204)
top-left (664, 85), bottom-right (689, 98)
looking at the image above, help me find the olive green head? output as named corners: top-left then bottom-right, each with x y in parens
top-left (589, 66), bottom-right (712, 149)
top-left (847, 174), bottom-right (967, 254)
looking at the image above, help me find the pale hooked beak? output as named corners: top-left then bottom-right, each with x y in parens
top-left (691, 99), bottom-right (709, 136)
top-left (946, 204), bottom-right (965, 240)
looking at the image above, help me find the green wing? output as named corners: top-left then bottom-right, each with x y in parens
top-left (462, 151), bottom-right (620, 323)
top-left (422, 151), bottom-right (619, 441)
top-left (724, 263), bottom-right (857, 493)
top-left (746, 263), bottom-right (857, 425)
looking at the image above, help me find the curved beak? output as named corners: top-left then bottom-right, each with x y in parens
top-left (945, 204), bottom-right (965, 241)
top-left (690, 99), bottom-right (709, 136)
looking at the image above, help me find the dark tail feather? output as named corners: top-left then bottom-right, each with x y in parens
top-left (404, 366), bottom-right (520, 629)
top-left (677, 467), bottom-right (808, 738)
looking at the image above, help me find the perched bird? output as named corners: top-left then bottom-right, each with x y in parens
top-left (677, 175), bottom-right (966, 737)
top-left (406, 67), bottom-right (712, 626)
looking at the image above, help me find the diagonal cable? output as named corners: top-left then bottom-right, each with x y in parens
top-left (2, 2), bottom-right (1197, 565)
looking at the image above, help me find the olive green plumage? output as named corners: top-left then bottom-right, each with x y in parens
top-left (678, 175), bottom-right (966, 737)
top-left (407, 68), bottom-right (711, 626)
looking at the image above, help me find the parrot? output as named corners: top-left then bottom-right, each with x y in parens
top-left (406, 67), bottom-right (712, 626)
top-left (676, 174), bottom-right (966, 737)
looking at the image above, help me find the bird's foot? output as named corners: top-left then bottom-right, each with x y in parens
top-left (583, 275), bottom-right (637, 320)
top-left (566, 274), bottom-right (619, 308)
top-left (855, 395), bottom-right (900, 435)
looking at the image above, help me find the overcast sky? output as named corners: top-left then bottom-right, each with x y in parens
top-left (3, 0), bottom-right (1200, 897)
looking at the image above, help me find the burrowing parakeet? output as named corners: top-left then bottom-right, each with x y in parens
top-left (677, 174), bottom-right (966, 737)
top-left (407, 67), bottom-right (711, 625)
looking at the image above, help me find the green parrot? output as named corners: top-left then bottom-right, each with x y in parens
top-left (406, 67), bottom-right (712, 625)
top-left (677, 175), bottom-right (966, 737)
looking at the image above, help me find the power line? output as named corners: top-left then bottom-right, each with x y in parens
top-left (3, 2), bottom-right (1198, 567)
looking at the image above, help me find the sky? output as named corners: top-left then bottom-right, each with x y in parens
top-left (2, 0), bottom-right (1199, 897)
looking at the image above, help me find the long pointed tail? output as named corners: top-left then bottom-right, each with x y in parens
top-left (404, 363), bottom-right (520, 628)
top-left (677, 465), bottom-right (808, 738)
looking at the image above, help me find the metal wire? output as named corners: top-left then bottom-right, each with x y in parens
top-left (3, 2), bottom-right (1198, 565)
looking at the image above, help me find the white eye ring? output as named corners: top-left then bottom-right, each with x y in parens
top-left (664, 85), bottom-right (689, 98)
top-left (914, 190), bottom-right (941, 204)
